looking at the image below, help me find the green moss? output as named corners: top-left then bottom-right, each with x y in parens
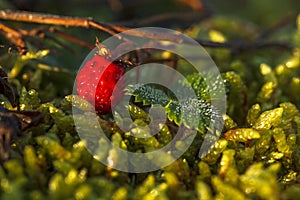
top-left (0, 10), bottom-right (300, 200)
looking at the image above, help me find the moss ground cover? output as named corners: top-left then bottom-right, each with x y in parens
top-left (0, 4), bottom-right (299, 200)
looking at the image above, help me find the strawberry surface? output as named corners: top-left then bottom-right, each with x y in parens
top-left (76, 55), bottom-right (126, 114)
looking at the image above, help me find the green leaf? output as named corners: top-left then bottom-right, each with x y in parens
top-left (125, 84), bottom-right (170, 106)
top-left (166, 98), bottom-right (223, 134)
top-left (178, 72), bottom-right (228, 101)
top-left (126, 84), bottom-right (223, 134)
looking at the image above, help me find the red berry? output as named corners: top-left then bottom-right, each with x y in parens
top-left (76, 55), bottom-right (126, 115)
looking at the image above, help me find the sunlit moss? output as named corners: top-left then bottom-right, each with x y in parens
top-left (209, 30), bottom-right (227, 43)
top-left (223, 114), bottom-right (237, 131)
top-left (8, 50), bottom-right (49, 79)
top-left (196, 181), bottom-right (213, 200)
top-left (202, 139), bottom-right (228, 164)
top-left (253, 108), bottom-right (283, 130)
top-left (240, 163), bottom-right (280, 200)
top-left (212, 176), bottom-right (248, 200)
top-left (19, 87), bottom-right (40, 110)
top-left (0, 10), bottom-right (300, 200)
top-left (223, 128), bottom-right (260, 142)
top-left (246, 104), bottom-right (261, 126)
top-left (112, 187), bottom-right (128, 200)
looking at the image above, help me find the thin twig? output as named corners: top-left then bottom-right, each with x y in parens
top-left (24, 26), bottom-right (75, 54)
top-left (0, 9), bottom-right (293, 54)
top-left (0, 10), bottom-right (182, 42)
top-left (48, 27), bottom-right (94, 49)
top-left (0, 22), bottom-right (27, 53)
top-left (0, 10), bottom-right (119, 36)
top-left (26, 26), bottom-right (94, 50)
top-left (259, 13), bottom-right (297, 39)
top-left (195, 39), bottom-right (292, 51)
top-left (116, 11), bottom-right (209, 26)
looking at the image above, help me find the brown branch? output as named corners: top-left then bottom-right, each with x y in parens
top-left (176, 0), bottom-right (204, 11)
top-left (0, 10), bottom-right (183, 42)
top-left (195, 39), bottom-right (292, 51)
top-left (0, 10), bottom-right (119, 36)
top-left (26, 26), bottom-right (94, 50)
top-left (0, 23), bottom-right (94, 55)
top-left (116, 11), bottom-right (209, 26)
top-left (0, 22), bottom-right (27, 54)
top-left (0, 23), bottom-right (87, 54)
top-left (48, 27), bottom-right (94, 49)
top-left (0, 9), bottom-right (293, 54)
top-left (258, 13), bottom-right (297, 39)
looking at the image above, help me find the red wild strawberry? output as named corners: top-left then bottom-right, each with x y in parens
top-left (76, 54), bottom-right (126, 115)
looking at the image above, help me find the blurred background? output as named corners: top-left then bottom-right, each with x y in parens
top-left (0, 0), bottom-right (298, 79)
top-left (1, 0), bottom-right (299, 25)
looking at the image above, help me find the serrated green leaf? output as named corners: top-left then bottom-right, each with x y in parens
top-left (126, 84), bottom-right (223, 134)
top-left (125, 84), bottom-right (170, 106)
top-left (178, 72), bottom-right (228, 101)
top-left (166, 98), bottom-right (223, 134)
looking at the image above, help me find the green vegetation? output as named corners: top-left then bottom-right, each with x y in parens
top-left (0, 1), bottom-right (299, 199)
